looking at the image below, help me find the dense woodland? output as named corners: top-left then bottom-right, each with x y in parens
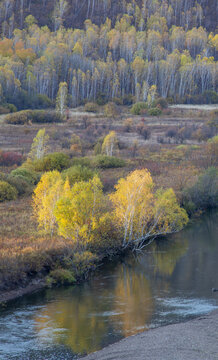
top-left (0, 0), bottom-right (217, 110)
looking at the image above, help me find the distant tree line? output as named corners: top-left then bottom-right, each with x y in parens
top-left (0, 0), bottom-right (217, 110)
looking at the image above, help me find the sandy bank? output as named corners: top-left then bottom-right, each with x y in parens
top-left (81, 310), bottom-right (218, 360)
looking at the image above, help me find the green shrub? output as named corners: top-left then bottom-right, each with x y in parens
top-left (7, 175), bottom-right (33, 196)
top-left (72, 251), bottom-right (98, 277)
top-left (7, 103), bottom-right (17, 113)
top-left (62, 165), bottom-right (96, 185)
top-left (104, 102), bottom-right (120, 117)
top-left (85, 102), bottom-right (98, 112)
top-left (71, 157), bottom-right (93, 168)
top-left (5, 110), bottom-right (31, 124)
top-left (0, 103), bottom-right (17, 114)
top-left (96, 92), bottom-right (107, 106)
top-left (31, 110), bottom-right (63, 123)
top-left (5, 110), bottom-right (63, 125)
top-left (93, 155), bottom-right (126, 169)
top-left (148, 107), bottom-right (162, 116)
top-left (0, 181), bottom-right (18, 202)
top-left (131, 102), bottom-right (147, 115)
top-left (185, 167), bottom-right (218, 211)
top-left (34, 152), bottom-right (70, 172)
top-left (11, 168), bottom-right (39, 185)
top-left (154, 97), bottom-right (168, 109)
top-left (47, 268), bottom-right (76, 286)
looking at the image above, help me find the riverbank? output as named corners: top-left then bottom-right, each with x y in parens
top-left (81, 309), bottom-right (218, 360)
top-left (0, 280), bottom-right (45, 304)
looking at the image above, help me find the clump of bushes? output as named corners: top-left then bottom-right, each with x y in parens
top-left (71, 157), bottom-right (93, 168)
top-left (183, 90), bottom-right (218, 105)
top-left (183, 167), bottom-right (218, 214)
top-left (71, 156), bottom-right (126, 169)
top-left (104, 102), bottom-right (120, 118)
top-left (10, 167), bottom-right (39, 185)
top-left (154, 97), bottom-right (168, 109)
top-left (85, 102), bottom-right (98, 113)
top-left (148, 107), bottom-right (162, 116)
top-left (0, 180), bottom-right (18, 202)
top-left (7, 175), bottom-right (33, 196)
top-left (123, 118), bottom-right (133, 132)
top-left (131, 102), bottom-right (147, 115)
top-left (93, 155), bottom-right (126, 169)
top-left (5, 110), bottom-right (63, 125)
top-left (136, 122), bottom-right (151, 140)
top-left (0, 151), bottom-right (22, 166)
top-left (46, 268), bottom-right (76, 287)
top-left (33, 153), bottom-right (70, 172)
top-left (62, 165), bottom-right (96, 185)
top-left (0, 103), bottom-right (17, 114)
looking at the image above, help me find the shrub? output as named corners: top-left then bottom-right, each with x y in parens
top-left (104, 102), bottom-right (120, 118)
top-left (131, 102), bottom-right (147, 115)
top-left (96, 92), bottom-right (107, 106)
top-left (123, 118), bottom-right (133, 132)
top-left (30, 110), bottom-right (63, 123)
top-left (93, 155), bottom-right (126, 169)
top-left (11, 168), bottom-right (39, 184)
top-left (136, 123), bottom-right (151, 140)
top-left (122, 94), bottom-right (134, 105)
top-left (154, 97), bottom-right (168, 109)
top-left (5, 110), bottom-right (31, 124)
top-left (185, 167), bottom-right (218, 211)
top-left (0, 151), bottom-right (22, 166)
top-left (0, 181), bottom-right (18, 202)
top-left (166, 128), bottom-right (178, 138)
top-left (71, 157), bottom-right (93, 168)
top-left (34, 153), bottom-right (70, 172)
top-left (5, 110), bottom-right (63, 125)
top-left (62, 165), bottom-right (96, 185)
top-left (47, 268), bottom-right (76, 286)
top-left (113, 97), bottom-right (123, 105)
top-left (85, 102), bottom-right (98, 113)
top-left (72, 251), bottom-right (98, 277)
top-left (6, 103), bottom-right (17, 113)
top-left (207, 110), bottom-right (218, 129)
top-left (148, 107), bottom-right (162, 116)
top-left (7, 175), bottom-right (33, 196)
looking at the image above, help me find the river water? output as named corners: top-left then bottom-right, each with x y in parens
top-left (0, 210), bottom-right (218, 360)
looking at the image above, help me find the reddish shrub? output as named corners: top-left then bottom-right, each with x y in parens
top-left (0, 151), bottom-right (23, 166)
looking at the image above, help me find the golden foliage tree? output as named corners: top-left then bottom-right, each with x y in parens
top-left (33, 170), bottom-right (64, 235)
top-left (110, 169), bottom-right (188, 249)
top-left (102, 131), bottom-right (118, 156)
top-left (29, 128), bottom-right (49, 160)
top-left (55, 176), bottom-right (105, 247)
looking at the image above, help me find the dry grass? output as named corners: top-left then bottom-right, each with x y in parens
top-left (0, 198), bottom-right (68, 290)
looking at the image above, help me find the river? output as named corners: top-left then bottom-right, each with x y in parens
top-left (0, 210), bottom-right (217, 360)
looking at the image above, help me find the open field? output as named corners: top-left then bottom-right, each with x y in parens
top-left (0, 107), bottom-right (213, 155)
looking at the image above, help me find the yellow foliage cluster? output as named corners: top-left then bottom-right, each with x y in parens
top-left (33, 169), bottom-right (188, 250)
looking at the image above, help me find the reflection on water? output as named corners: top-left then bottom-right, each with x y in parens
top-left (0, 210), bottom-right (218, 360)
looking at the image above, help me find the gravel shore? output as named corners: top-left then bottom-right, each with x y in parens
top-left (81, 310), bottom-right (218, 360)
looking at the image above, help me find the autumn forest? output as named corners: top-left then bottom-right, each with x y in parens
top-left (0, 0), bottom-right (217, 111)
